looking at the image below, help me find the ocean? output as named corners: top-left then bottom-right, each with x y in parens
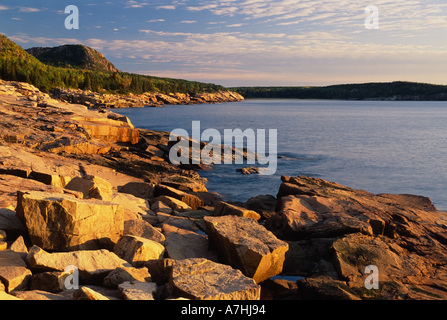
top-left (115, 99), bottom-right (447, 210)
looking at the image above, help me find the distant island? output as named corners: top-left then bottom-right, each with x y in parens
top-left (232, 82), bottom-right (447, 101)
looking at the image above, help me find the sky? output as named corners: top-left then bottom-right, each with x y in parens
top-left (1, 0), bottom-right (447, 87)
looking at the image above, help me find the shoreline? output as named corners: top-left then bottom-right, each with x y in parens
top-left (0, 80), bottom-right (446, 300)
top-left (50, 87), bottom-right (245, 109)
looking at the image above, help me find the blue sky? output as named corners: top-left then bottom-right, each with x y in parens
top-left (1, 0), bottom-right (447, 86)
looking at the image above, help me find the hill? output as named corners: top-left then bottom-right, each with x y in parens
top-left (232, 82), bottom-right (447, 101)
top-left (0, 34), bottom-right (224, 95)
top-left (26, 44), bottom-right (119, 73)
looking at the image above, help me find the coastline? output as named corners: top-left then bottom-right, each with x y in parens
top-left (50, 87), bottom-right (245, 109)
top-left (0, 80), bottom-right (446, 300)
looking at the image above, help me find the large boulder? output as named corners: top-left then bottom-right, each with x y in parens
top-left (114, 235), bottom-right (165, 267)
top-left (213, 201), bottom-right (261, 221)
top-left (204, 216), bottom-right (289, 283)
top-left (26, 246), bottom-right (131, 283)
top-left (64, 175), bottom-right (113, 202)
top-left (332, 233), bottom-right (447, 300)
top-left (154, 185), bottom-right (203, 210)
top-left (111, 193), bottom-right (150, 219)
top-left (266, 176), bottom-right (447, 299)
top-left (0, 209), bottom-right (27, 241)
top-left (118, 182), bottom-right (155, 200)
top-left (169, 258), bottom-right (261, 300)
top-left (0, 250), bottom-right (32, 293)
top-left (152, 196), bottom-right (192, 212)
top-left (103, 267), bottom-right (152, 288)
top-left (16, 191), bottom-right (124, 251)
top-left (118, 281), bottom-right (158, 300)
top-left (124, 219), bottom-right (165, 244)
top-left (30, 271), bottom-right (70, 293)
top-left (164, 229), bottom-right (217, 261)
top-left (71, 116), bottom-right (140, 145)
top-left (269, 194), bottom-right (373, 239)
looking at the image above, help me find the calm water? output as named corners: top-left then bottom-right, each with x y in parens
top-left (115, 99), bottom-right (447, 210)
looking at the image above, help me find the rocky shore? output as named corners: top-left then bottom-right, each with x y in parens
top-left (0, 80), bottom-right (446, 300)
top-left (50, 87), bottom-right (245, 109)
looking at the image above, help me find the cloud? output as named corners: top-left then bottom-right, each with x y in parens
top-left (19, 7), bottom-right (41, 13)
top-left (7, 0), bottom-right (447, 86)
top-left (186, 4), bottom-right (218, 12)
top-left (0, 5), bottom-right (9, 10)
top-left (9, 23), bottom-right (447, 86)
top-left (125, 1), bottom-right (148, 8)
top-left (156, 5), bottom-right (176, 10)
top-left (8, 34), bottom-right (80, 46)
top-left (184, 0), bottom-right (447, 33)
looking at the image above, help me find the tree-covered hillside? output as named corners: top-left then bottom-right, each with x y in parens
top-left (232, 82), bottom-right (447, 101)
top-left (0, 34), bottom-right (224, 95)
top-left (26, 44), bottom-right (119, 73)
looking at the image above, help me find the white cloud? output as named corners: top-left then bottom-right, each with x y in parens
top-left (187, 4), bottom-right (218, 12)
top-left (125, 1), bottom-right (148, 8)
top-left (9, 25), bottom-right (447, 86)
top-left (156, 5), bottom-right (176, 10)
top-left (184, 0), bottom-right (447, 33)
top-left (19, 7), bottom-right (41, 13)
top-left (7, 0), bottom-right (447, 86)
top-left (208, 21), bottom-right (227, 25)
top-left (0, 5), bottom-right (9, 10)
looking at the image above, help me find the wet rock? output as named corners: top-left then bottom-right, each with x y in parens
top-left (236, 167), bottom-right (260, 175)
